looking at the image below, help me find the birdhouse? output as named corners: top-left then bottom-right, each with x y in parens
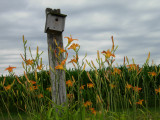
top-left (45, 9), bottom-right (67, 33)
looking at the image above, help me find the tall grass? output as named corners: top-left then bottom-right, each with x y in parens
top-left (0, 35), bottom-right (160, 120)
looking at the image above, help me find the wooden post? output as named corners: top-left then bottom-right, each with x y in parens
top-left (44, 8), bottom-right (67, 106)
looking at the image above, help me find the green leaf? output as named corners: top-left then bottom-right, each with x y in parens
top-left (47, 108), bottom-right (53, 119)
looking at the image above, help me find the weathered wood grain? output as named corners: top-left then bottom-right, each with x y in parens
top-left (45, 8), bottom-right (67, 106)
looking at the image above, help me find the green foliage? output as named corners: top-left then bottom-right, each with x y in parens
top-left (1, 35), bottom-right (160, 120)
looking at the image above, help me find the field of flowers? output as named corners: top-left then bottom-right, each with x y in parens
top-left (0, 35), bottom-right (160, 120)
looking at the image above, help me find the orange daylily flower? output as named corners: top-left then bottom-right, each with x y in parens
top-left (69, 54), bottom-right (79, 64)
top-left (61, 53), bottom-right (68, 66)
top-left (126, 64), bottom-right (139, 71)
top-left (68, 43), bottom-right (80, 51)
top-left (25, 59), bottom-right (34, 65)
top-left (29, 86), bottom-right (35, 91)
top-left (55, 64), bottom-right (64, 70)
top-left (37, 94), bottom-right (43, 98)
top-left (37, 64), bottom-right (43, 70)
top-left (4, 85), bottom-right (12, 91)
top-left (101, 49), bottom-right (115, 58)
top-left (155, 88), bottom-right (160, 94)
top-left (80, 85), bottom-right (85, 90)
top-left (5, 66), bottom-right (16, 72)
top-left (67, 94), bottom-right (74, 99)
top-left (58, 47), bottom-right (66, 53)
top-left (66, 80), bottom-right (73, 87)
top-left (87, 83), bottom-right (94, 88)
top-left (4, 80), bottom-right (15, 91)
top-left (55, 53), bottom-right (68, 70)
top-left (132, 86), bottom-right (142, 92)
top-left (46, 87), bottom-right (51, 92)
top-left (64, 35), bottom-right (78, 45)
top-left (29, 80), bottom-right (36, 85)
top-left (112, 67), bottom-right (121, 75)
top-left (89, 108), bottom-right (96, 115)
top-left (127, 64), bottom-right (136, 68)
top-left (29, 85), bottom-right (39, 91)
top-left (84, 101), bottom-right (92, 107)
top-left (126, 84), bottom-right (132, 90)
top-left (34, 85), bottom-right (40, 89)
top-left (109, 84), bottom-right (116, 89)
top-left (68, 58), bottom-right (77, 64)
top-left (136, 99), bottom-right (144, 105)
top-left (148, 72), bottom-right (157, 76)
top-left (61, 60), bottom-right (66, 66)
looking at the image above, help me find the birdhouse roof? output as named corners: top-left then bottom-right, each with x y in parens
top-left (46, 8), bottom-right (67, 17)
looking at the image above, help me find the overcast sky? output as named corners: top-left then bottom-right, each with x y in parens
top-left (0, 0), bottom-right (160, 75)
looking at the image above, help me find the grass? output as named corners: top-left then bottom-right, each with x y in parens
top-left (0, 35), bottom-right (160, 120)
top-left (1, 108), bottom-right (160, 120)
top-left (0, 112), bottom-right (28, 120)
